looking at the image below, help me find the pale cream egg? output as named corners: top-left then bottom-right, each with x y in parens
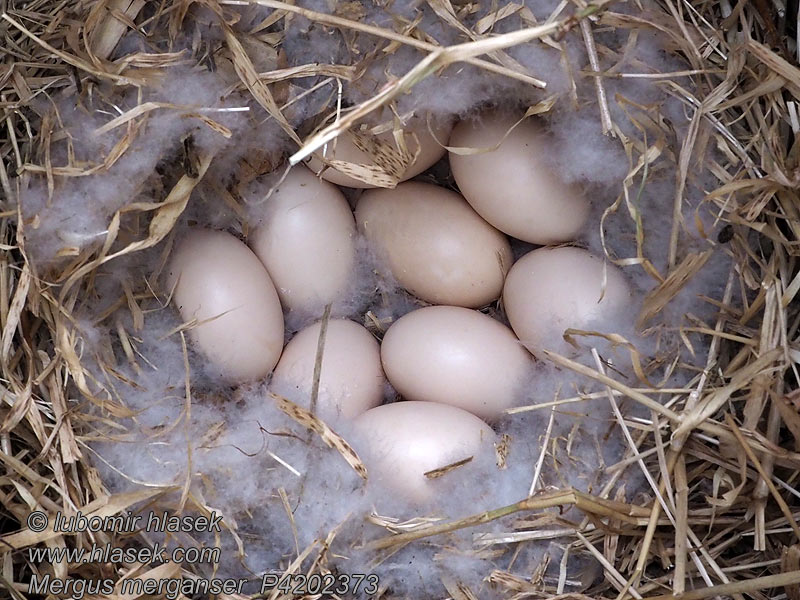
top-left (356, 182), bottom-right (512, 307)
top-left (449, 113), bottom-right (590, 244)
top-left (271, 319), bottom-right (384, 420)
top-left (249, 166), bottom-right (356, 314)
top-left (306, 116), bottom-right (452, 188)
top-left (166, 229), bottom-right (284, 383)
top-left (352, 401), bottom-right (496, 502)
top-left (503, 246), bottom-right (632, 357)
top-left (381, 306), bottom-right (532, 420)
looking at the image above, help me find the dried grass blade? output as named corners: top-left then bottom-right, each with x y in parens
top-left (671, 349), bottom-right (784, 445)
top-left (230, 0), bottom-right (547, 87)
top-left (637, 250), bottom-right (712, 328)
top-left (0, 488), bottom-right (163, 548)
top-left (290, 3), bottom-right (606, 163)
top-left (269, 392), bottom-right (368, 480)
top-left (216, 15), bottom-right (300, 144)
top-left (1, 263), bottom-right (30, 361)
top-left (725, 414), bottom-right (800, 543)
top-left (91, 0), bottom-right (146, 60)
top-left (0, 382), bottom-right (32, 434)
top-left (645, 570), bottom-right (800, 600)
top-left (746, 39), bottom-right (800, 100)
top-left (0, 13), bottom-right (145, 86)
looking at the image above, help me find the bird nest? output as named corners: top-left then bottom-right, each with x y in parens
top-left (1, 0), bottom-right (799, 598)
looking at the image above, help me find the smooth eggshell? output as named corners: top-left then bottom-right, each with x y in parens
top-left (503, 247), bottom-right (632, 356)
top-left (166, 229), bottom-right (284, 383)
top-left (381, 306), bottom-right (532, 420)
top-left (356, 182), bottom-right (512, 307)
top-left (449, 113), bottom-right (590, 244)
top-left (352, 401), bottom-right (496, 502)
top-left (272, 319), bottom-right (384, 420)
top-left (306, 117), bottom-right (452, 188)
top-left (249, 166), bottom-right (356, 313)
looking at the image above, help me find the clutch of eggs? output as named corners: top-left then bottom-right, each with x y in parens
top-left (165, 112), bottom-right (633, 504)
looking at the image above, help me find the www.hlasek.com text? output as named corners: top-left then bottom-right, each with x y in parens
top-left (28, 542), bottom-right (220, 565)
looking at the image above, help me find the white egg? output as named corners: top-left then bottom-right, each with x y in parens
top-left (449, 113), bottom-right (590, 244)
top-left (352, 401), bottom-right (496, 502)
top-left (271, 319), bottom-right (384, 420)
top-left (381, 306), bottom-right (532, 420)
top-left (503, 246), bottom-right (632, 357)
top-left (249, 166), bottom-right (356, 313)
top-left (356, 182), bottom-right (512, 307)
top-left (166, 229), bottom-right (284, 383)
top-left (306, 116), bottom-right (452, 188)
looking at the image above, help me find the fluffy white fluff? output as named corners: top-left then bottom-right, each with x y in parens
top-left (14, 0), bottom-right (734, 596)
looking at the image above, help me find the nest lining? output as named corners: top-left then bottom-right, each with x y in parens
top-left (0, 0), bottom-right (799, 598)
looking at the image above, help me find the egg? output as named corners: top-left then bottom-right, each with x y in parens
top-left (306, 116), bottom-right (452, 188)
top-left (249, 166), bottom-right (356, 314)
top-left (356, 182), bottom-right (512, 307)
top-left (352, 401), bottom-right (496, 502)
top-left (503, 246), bottom-right (632, 356)
top-left (381, 306), bottom-right (532, 420)
top-left (166, 229), bottom-right (284, 382)
top-left (271, 319), bottom-right (384, 420)
top-left (448, 113), bottom-right (590, 244)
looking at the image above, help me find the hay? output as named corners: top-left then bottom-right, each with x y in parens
top-left (1, 0), bottom-right (799, 598)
